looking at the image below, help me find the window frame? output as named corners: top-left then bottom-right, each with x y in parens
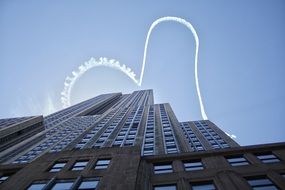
top-left (190, 181), bottom-right (216, 190)
top-left (94, 158), bottom-right (111, 170)
top-left (0, 175), bottom-right (9, 184)
top-left (226, 155), bottom-right (250, 166)
top-left (26, 180), bottom-right (48, 190)
top-left (153, 184), bottom-right (177, 190)
top-left (48, 161), bottom-right (68, 172)
top-left (183, 159), bottom-right (204, 171)
top-left (77, 178), bottom-right (100, 190)
top-left (255, 152), bottom-right (281, 164)
top-left (246, 176), bottom-right (278, 190)
top-left (71, 160), bottom-right (89, 171)
top-left (153, 163), bottom-right (173, 174)
top-left (51, 179), bottom-right (75, 190)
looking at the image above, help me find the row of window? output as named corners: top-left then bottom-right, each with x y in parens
top-left (159, 105), bottom-right (179, 154)
top-left (15, 97), bottom-right (149, 164)
top-left (194, 121), bottom-right (229, 149)
top-left (93, 107), bottom-right (128, 148)
top-left (27, 178), bottom-right (99, 190)
top-left (123, 91), bottom-right (143, 108)
top-left (153, 176), bottom-right (280, 190)
top-left (49, 116), bottom-right (98, 152)
top-left (227, 153), bottom-right (281, 165)
top-left (49, 159), bottom-right (111, 172)
top-left (0, 159), bottom-right (111, 186)
top-left (44, 94), bottom-right (107, 129)
top-left (112, 106), bottom-right (142, 147)
top-left (142, 106), bottom-right (156, 155)
top-left (110, 94), bottom-right (130, 108)
top-left (153, 161), bottom-right (203, 174)
top-left (75, 109), bottom-right (119, 149)
top-left (180, 122), bottom-right (205, 151)
top-left (0, 116), bottom-right (33, 128)
top-left (48, 94), bottom-right (108, 121)
top-left (141, 91), bottom-right (151, 106)
top-left (46, 115), bottom-right (98, 138)
top-left (3, 174), bottom-right (284, 190)
top-left (153, 153), bottom-right (281, 174)
top-left (13, 116), bottom-right (98, 163)
top-left (131, 91), bottom-right (146, 107)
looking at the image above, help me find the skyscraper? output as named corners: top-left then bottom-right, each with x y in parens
top-left (0, 90), bottom-right (284, 190)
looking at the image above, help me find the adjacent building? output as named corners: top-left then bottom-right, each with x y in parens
top-left (0, 90), bottom-right (284, 190)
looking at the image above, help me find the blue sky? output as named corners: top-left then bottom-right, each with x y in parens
top-left (0, 0), bottom-right (284, 145)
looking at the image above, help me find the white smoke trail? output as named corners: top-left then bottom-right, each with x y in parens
top-left (61, 16), bottom-right (208, 120)
top-left (140, 16), bottom-right (207, 119)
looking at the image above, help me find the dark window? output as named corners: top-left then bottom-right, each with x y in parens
top-left (154, 163), bottom-right (173, 174)
top-left (226, 156), bottom-right (249, 166)
top-left (72, 161), bottom-right (88, 171)
top-left (0, 175), bottom-right (9, 184)
top-left (191, 182), bottom-right (216, 190)
top-left (94, 159), bottom-right (111, 169)
top-left (51, 180), bottom-right (74, 190)
top-left (247, 177), bottom-right (278, 190)
top-left (49, 162), bottom-right (67, 172)
top-left (78, 178), bottom-right (99, 190)
top-left (184, 160), bottom-right (204, 171)
top-left (27, 181), bottom-right (47, 190)
top-left (255, 153), bottom-right (280, 164)
top-left (153, 185), bottom-right (176, 190)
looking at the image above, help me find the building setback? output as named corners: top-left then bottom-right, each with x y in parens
top-left (0, 90), bottom-right (284, 190)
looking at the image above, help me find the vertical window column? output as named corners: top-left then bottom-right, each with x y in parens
top-left (194, 121), bottom-right (229, 149)
top-left (74, 109), bottom-right (118, 149)
top-left (159, 105), bottom-right (179, 154)
top-left (180, 122), bottom-right (204, 151)
top-left (142, 106), bottom-right (155, 155)
top-left (112, 107), bottom-right (137, 147)
top-left (92, 107), bottom-right (128, 148)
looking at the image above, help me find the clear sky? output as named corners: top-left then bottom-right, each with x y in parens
top-left (0, 0), bottom-right (284, 146)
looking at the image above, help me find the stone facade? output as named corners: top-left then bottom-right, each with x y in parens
top-left (0, 142), bottom-right (285, 189)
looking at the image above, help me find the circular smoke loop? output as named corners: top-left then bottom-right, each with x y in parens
top-left (61, 16), bottom-right (208, 120)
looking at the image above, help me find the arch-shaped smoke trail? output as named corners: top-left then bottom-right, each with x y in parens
top-left (61, 16), bottom-right (208, 120)
top-left (139, 16), bottom-right (207, 119)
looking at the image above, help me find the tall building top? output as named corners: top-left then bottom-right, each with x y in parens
top-left (0, 89), bottom-right (238, 164)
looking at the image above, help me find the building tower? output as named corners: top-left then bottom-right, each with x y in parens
top-left (0, 90), bottom-right (284, 190)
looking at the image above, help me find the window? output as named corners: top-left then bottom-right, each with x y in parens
top-left (255, 153), bottom-right (280, 164)
top-left (49, 162), bottom-right (67, 172)
top-left (0, 175), bottom-right (9, 184)
top-left (154, 185), bottom-right (176, 190)
top-left (154, 163), bottom-right (173, 174)
top-left (72, 161), bottom-right (88, 171)
top-left (94, 159), bottom-right (111, 169)
top-left (191, 182), bottom-right (216, 190)
top-left (78, 178), bottom-right (99, 190)
top-left (226, 155), bottom-right (249, 166)
top-left (184, 160), bottom-right (204, 171)
top-left (27, 181), bottom-right (47, 190)
top-left (247, 177), bottom-right (278, 190)
top-left (51, 180), bottom-right (74, 190)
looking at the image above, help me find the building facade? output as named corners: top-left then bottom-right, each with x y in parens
top-left (0, 90), bottom-right (284, 190)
